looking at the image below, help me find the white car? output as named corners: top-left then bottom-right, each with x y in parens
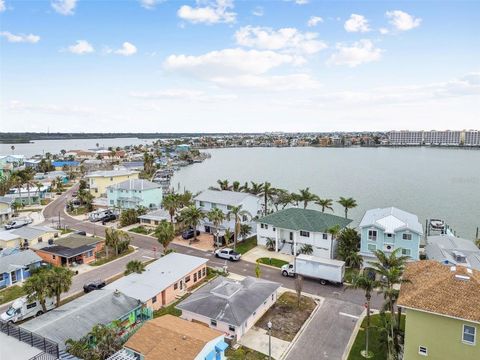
top-left (4, 218), bottom-right (33, 230)
top-left (214, 248), bottom-right (241, 261)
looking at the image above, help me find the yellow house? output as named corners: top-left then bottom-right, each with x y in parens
top-left (85, 169), bottom-right (139, 198)
top-left (0, 225), bottom-right (59, 249)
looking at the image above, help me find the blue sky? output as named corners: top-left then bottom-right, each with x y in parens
top-left (1, 0), bottom-right (479, 132)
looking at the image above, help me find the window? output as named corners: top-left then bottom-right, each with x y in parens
top-left (110, 200), bottom-right (114, 205)
top-left (418, 346), bottom-right (428, 356)
top-left (110, 177), bottom-right (113, 181)
top-left (210, 319), bottom-right (217, 326)
top-left (0, 274), bottom-right (3, 281)
top-left (300, 231), bottom-right (310, 238)
top-left (174, 282), bottom-right (178, 290)
top-left (26, 302), bottom-right (37, 309)
top-left (265, 224), bottom-right (269, 230)
top-left (86, 251), bottom-right (93, 257)
top-left (242, 215), bottom-right (248, 222)
top-left (52, 255), bottom-right (56, 259)
top-left (211, 203), bottom-right (217, 209)
top-left (227, 205), bottom-right (233, 210)
top-left (194, 273), bottom-right (197, 282)
top-left (185, 275), bottom-right (191, 283)
top-left (199, 201), bottom-right (205, 207)
top-left (271, 294), bottom-right (274, 301)
top-left (367, 244), bottom-right (376, 252)
top-left (229, 325), bottom-right (235, 332)
top-left (463, 325), bottom-right (476, 345)
top-left (202, 267), bottom-right (206, 277)
top-left (272, 227), bottom-right (276, 231)
top-left (261, 224), bottom-right (264, 229)
top-left (152, 296), bottom-right (157, 303)
top-left (401, 248), bottom-right (411, 256)
top-left (322, 233), bottom-right (328, 240)
top-left (403, 233), bottom-right (412, 241)
top-left (197, 270), bottom-right (201, 279)
top-left (368, 230), bottom-right (377, 241)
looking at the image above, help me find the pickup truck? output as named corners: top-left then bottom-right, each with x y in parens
top-left (214, 248), bottom-right (241, 261)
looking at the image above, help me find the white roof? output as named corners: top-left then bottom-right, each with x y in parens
top-left (107, 179), bottom-right (160, 191)
top-left (105, 253), bottom-right (208, 302)
top-left (359, 207), bottom-right (423, 235)
top-left (86, 169), bottom-right (138, 178)
top-left (195, 189), bottom-right (259, 207)
top-left (296, 254), bottom-right (345, 267)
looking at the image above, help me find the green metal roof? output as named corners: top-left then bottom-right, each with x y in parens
top-left (258, 208), bottom-right (352, 233)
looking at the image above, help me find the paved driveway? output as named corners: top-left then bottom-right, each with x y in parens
top-left (285, 298), bottom-right (364, 360)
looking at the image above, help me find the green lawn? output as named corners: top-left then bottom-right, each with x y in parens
top-left (153, 294), bottom-right (189, 318)
top-left (348, 313), bottom-right (406, 360)
top-left (90, 246), bottom-right (135, 266)
top-left (128, 226), bottom-right (150, 235)
top-left (257, 257), bottom-right (289, 268)
top-left (236, 236), bottom-right (257, 254)
top-left (0, 285), bottom-right (25, 305)
top-left (67, 206), bottom-right (88, 215)
top-left (226, 346), bottom-right (268, 360)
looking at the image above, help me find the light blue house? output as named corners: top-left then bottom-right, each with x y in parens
top-left (359, 207), bottom-right (423, 263)
top-left (176, 144), bottom-right (191, 152)
top-left (107, 179), bottom-right (163, 210)
top-left (0, 249), bottom-right (42, 289)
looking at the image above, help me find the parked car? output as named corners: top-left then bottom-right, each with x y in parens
top-left (83, 280), bottom-right (106, 293)
top-left (215, 248), bottom-right (241, 261)
top-left (74, 230), bottom-right (87, 236)
top-left (101, 213), bottom-right (117, 224)
top-left (181, 228), bottom-right (200, 240)
top-left (89, 209), bottom-right (114, 222)
top-left (4, 218), bottom-right (33, 230)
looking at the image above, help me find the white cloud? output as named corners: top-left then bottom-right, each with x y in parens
top-left (114, 42), bottom-right (137, 56)
top-left (0, 0), bottom-right (6, 12)
top-left (210, 74), bottom-right (321, 91)
top-left (287, 0), bottom-right (309, 5)
top-left (386, 10), bottom-right (421, 31)
top-left (130, 89), bottom-right (237, 101)
top-left (344, 14), bottom-right (370, 33)
top-left (177, 0), bottom-right (236, 24)
top-left (0, 31), bottom-right (40, 43)
top-left (139, 0), bottom-right (164, 10)
top-left (307, 16), bottom-right (323, 27)
top-left (8, 100), bottom-right (94, 116)
top-left (252, 6), bottom-right (263, 17)
top-left (379, 27), bottom-right (389, 35)
top-left (164, 48), bottom-right (302, 78)
top-left (51, 0), bottom-right (77, 16)
top-left (67, 40), bottom-right (94, 54)
top-left (328, 39), bottom-right (382, 67)
top-left (235, 26), bottom-right (327, 55)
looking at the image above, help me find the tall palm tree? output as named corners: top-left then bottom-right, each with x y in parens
top-left (249, 181), bottom-right (264, 195)
top-left (216, 179), bottom-right (230, 190)
top-left (349, 271), bottom-right (381, 358)
top-left (47, 267), bottom-right (74, 307)
top-left (239, 223), bottom-right (252, 240)
top-left (297, 187), bottom-right (319, 209)
top-left (316, 198), bottom-right (334, 213)
top-left (23, 271), bottom-right (50, 313)
top-left (181, 205), bottom-right (204, 243)
top-left (239, 182), bottom-right (250, 193)
top-left (10, 173), bottom-right (24, 204)
top-left (105, 228), bottom-right (131, 257)
top-left (223, 228), bottom-right (233, 247)
top-left (125, 260), bottom-right (146, 275)
top-left (162, 193), bottom-right (180, 228)
top-left (227, 205), bottom-right (251, 250)
top-left (155, 220), bottom-right (176, 254)
top-left (271, 189), bottom-right (292, 211)
top-left (338, 196), bottom-right (357, 219)
top-left (327, 224), bottom-right (341, 240)
top-left (207, 208), bottom-right (225, 248)
top-left (231, 181), bottom-right (241, 192)
top-left (260, 181), bottom-right (276, 215)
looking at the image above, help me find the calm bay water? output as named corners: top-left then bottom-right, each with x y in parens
top-left (172, 147), bottom-right (480, 239)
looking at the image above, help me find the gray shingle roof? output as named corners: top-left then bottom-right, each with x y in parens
top-left (21, 289), bottom-right (141, 350)
top-left (426, 235), bottom-right (480, 271)
top-left (0, 249), bottom-right (42, 274)
top-left (194, 190), bottom-right (259, 207)
top-left (359, 207), bottom-right (423, 235)
top-left (258, 208), bottom-right (352, 233)
top-left (6, 226), bottom-right (57, 241)
top-left (108, 179), bottom-right (161, 191)
top-left (176, 276), bottom-right (281, 327)
top-left (138, 209), bottom-right (171, 221)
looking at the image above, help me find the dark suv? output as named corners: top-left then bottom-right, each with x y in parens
top-left (83, 280), bottom-right (106, 293)
top-left (182, 228), bottom-right (200, 239)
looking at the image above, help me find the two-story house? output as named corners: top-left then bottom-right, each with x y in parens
top-left (85, 169), bottom-right (139, 198)
top-left (256, 208), bottom-right (352, 259)
top-left (107, 179), bottom-right (163, 210)
top-left (194, 190), bottom-right (262, 236)
top-left (359, 207), bottom-right (423, 262)
top-left (0, 196), bottom-right (14, 225)
top-left (398, 261), bottom-right (480, 360)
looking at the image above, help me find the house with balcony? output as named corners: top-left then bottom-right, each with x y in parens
top-left (107, 179), bottom-right (163, 210)
top-left (85, 169), bottom-right (139, 198)
top-left (398, 261), bottom-right (480, 360)
top-left (359, 207), bottom-right (422, 263)
top-left (0, 249), bottom-right (43, 289)
top-left (256, 208), bottom-right (352, 259)
top-left (194, 190), bottom-right (262, 236)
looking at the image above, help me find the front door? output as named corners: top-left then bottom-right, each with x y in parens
top-left (161, 290), bottom-right (166, 305)
top-left (179, 280), bottom-right (183, 290)
top-left (289, 232), bottom-right (294, 241)
top-left (11, 271), bottom-right (17, 284)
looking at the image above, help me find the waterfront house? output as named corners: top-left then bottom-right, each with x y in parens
top-left (256, 208), bottom-right (352, 258)
top-left (425, 234), bottom-right (480, 271)
top-left (194, 190), bottom-right (262, 236)
top-left (139, 208), bottom-right (172, 227)
top-left (0, 225), bottom-right (59, 250)
top-left (51, 161), bottom-right (80, 171)
top-left (32, 234), bottom-right (104, 267)
top-left (107, 179), bottom-right (163, 210)
top-left (118, 315), bottom-right (227, 360)
top-left (176, 144), bottom-right (191, 152)
top-left (21, 288), bottom-right (151, 350)
top-left (398, 261), bottom-right (480, 360)
top-left (0, 249), bottom-right (42, 289)
top-left (176, 276), bottom-right (281, 340)
top-left (0, 196), bottom-right (14, 225)
top-left (106, 253), bottom-right (207, 311)
top-left (85, 169), bottom-right (139, 198)
top-left (0, 155), bottom-right (25, 178)
top-left (359, 207), bottom-right (422, 263)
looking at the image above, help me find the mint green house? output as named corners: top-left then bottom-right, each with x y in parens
top-left (398, 261), bottom-right (480, 360)
top-left (107, 179), bottom-right (163, 210)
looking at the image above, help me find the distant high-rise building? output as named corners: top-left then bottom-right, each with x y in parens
top-left (464, 130), bottom-right (480, 146)
top-left (387, 130), bottom-right (423, 145)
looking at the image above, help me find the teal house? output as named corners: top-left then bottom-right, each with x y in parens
top-left (359, 207), bottom-right (423, 263)
top-left (107, 179), bottom-right (163, 210)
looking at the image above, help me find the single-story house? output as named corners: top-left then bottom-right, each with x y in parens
top-left (32, 234), bottom-right (104, 267)
top-left (0, 249), bottom-right (43, 289)
top-left (426, 235), bottom-right (480, 271)
top-left (138, 208), bottom-right (172, 227)
top-left (107, 179), bottom-right (163, 210)
top-left (177, 276), bottom-right (281, 340)
top-left (106, 253), bottom-right (208, 310)
top-left (0, 196), bottom-right (14, 225)
top-left (256, 208), bottom-right (352, 259)
top-left (0, 225), bottom-right (59, 250)
top-left (21, 289), bottom-right (151, 350)
top-left (51, 161), bottom-right (80, 171)
top-left (34, 171), bottom-right (69, 184)
top-left (118, 315), bottom-right (227, 360)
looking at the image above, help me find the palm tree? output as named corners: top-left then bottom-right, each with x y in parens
top-left (260, 181), bottom-right (276, 215)
top-left (475, 238), bottom-right (480, 249)
top-left (181, 205), bottom-right (204, 243)
top-left (338, 197), bottom-right (357, 219)
top-left (231, 181), bottom-right (241, 192)
top-left (154, 220), bottom-right (175, 254)
top-left (249, 181), bottom-right (264, 195)
top-left (327, 224), bottom-right (341, 241)
top-left (105, 228), bottom-right (131, 257)
top-left (162, 193), bottom-right (180, 229)
top-left (345, 251), bottom-right (363, 269)
top-left (265, 237), bottom-right (275, 251)
top-left (23, 271), bottom-right (50, 313)
top-left (316, 198), bottom-right (334, 213)
top-left (223, 228), bottom-right (233, 246)
top-left (207, 208), bottom-right (225, 248)
top-left (10, 174), bottom-right (24, 204)
top-left (239, 223), bottom-right (252, 240)
top-left (216, 179), bottom-right (230, 190)
top-left (239, 182), bottom-right (250, 193)
top-left (297, 187), bottom-right (319, 209)
top-left (299, 244), bottom-right (314, 255)
top-left (349, 271), bottom-right (381, 358)
top-left (47, 267), bottom-right (74, 307)
top-left (272, 189), bottom-right (293, 211)
top-left (125, 260), bottom-right (146, 275)
top-left (227, 205), bottom-right (251, 250)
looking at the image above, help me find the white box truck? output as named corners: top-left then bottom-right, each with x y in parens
top-left (0, 296), bottom-right (55, 323)
top-left (281, 254), bottom-right (345, 285)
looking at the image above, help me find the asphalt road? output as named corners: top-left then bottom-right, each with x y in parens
top-left (41, 184), bottom-right (383, 309)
